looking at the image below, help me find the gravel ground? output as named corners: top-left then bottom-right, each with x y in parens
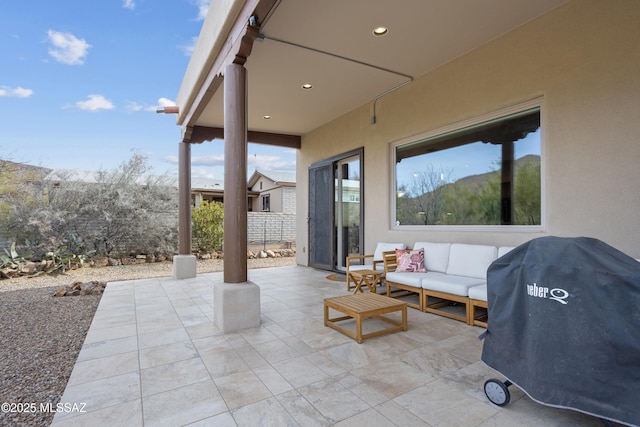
top-left (0, 256), bottom-right (295, 427)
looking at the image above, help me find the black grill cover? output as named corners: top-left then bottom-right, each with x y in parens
top-left (481, 236), bottom-right (640, 426)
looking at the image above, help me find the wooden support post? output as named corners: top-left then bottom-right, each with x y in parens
top-left (178, 141), bottom-right (192, 255)
top-left (223, 62), bottom-right (248, 283)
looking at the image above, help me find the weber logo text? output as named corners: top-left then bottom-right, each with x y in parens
top-left (526, 282), bottom-right (569, 305)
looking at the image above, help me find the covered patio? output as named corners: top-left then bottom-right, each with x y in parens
top-left (51, 265), bottom-right (607, 426)
top-left (53, 0), bottom-right (638, 424)
top-left (165, 0), bottom-right (640, 336)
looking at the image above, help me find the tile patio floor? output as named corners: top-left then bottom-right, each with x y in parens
top-left (51, 265), bottom-right (609, 426)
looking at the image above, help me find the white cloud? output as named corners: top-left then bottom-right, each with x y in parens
top-left (148, 97), bottom-right (177, 112)
top-left (157, 97), bottom-right (176, 108)
top-left (47, 30), bottom-right (91, 65)
top-left (195, 0), bottom-right (210, 20)
top-left (123, 0), bottom-right (135, 10)
top-left (162, 156), bottom-right (224, 175)
top-left (192, 155), bottom-right (225, 167)
top-left (75, 94), bottom-right (114, 111)
top-left (0, 86), bottom-right (34, 98)
top-left (126, 97), bottom-right (176, 113)
top-left (192, 167), bottom-right (218, 179)
top-left (163, 148), bottom-right (295, 174)
top-left (249, 153), bottom-right (296, 171)
top-left (180, 36), bottom-right (198, 56)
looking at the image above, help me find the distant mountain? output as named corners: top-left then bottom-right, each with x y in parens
top-left (452, 154), bottom-right (540, 189)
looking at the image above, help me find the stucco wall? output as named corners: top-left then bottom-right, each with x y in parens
top-left (296, 0), bottom-right (640, 265)
top-left (248, 212), bottom-right (296, 245)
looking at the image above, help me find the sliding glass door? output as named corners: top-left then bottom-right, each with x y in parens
top-left (335, 156), bottom-right (361, 271)
top-left (308, 149), bottom-right (363, 271)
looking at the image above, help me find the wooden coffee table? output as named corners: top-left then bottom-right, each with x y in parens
top-left (324, 293), bottom-right (408, 343)
top-left (348, 269), bottom-right (382, 295)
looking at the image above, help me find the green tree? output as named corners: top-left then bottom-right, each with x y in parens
top-left (0, 160), bottom-right (46, 241)
top-left (514, 160), bottom-right (541, 225)
top-left (396, 166), bottom-right (451, 225)
top-left (192, 200), bottom-right (224, 253)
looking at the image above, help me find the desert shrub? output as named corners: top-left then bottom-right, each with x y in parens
top-left (4, 154), bottom-right (178, 259)
top-left (192, 200), bottom-right (224, 253)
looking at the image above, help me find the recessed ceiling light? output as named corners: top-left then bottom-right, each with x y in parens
top-left (301, 83), bottom-right (313, 89)
top-left (373, 26), bottom-right (388, 36)
top-left (263, 115), bottom-right (271, 119)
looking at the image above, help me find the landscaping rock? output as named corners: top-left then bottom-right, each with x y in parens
top-left (92, 257), bottom-right (109, 267)
top-left (53, 281), bottom-right (107, 297)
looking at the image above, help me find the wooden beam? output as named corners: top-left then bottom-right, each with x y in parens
top-left (248, 130), bottom-right (301, 149)
top-left (186, 125), bottom-right (301, 148)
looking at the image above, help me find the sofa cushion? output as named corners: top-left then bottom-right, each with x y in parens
top-left (446, 244), bottom-right (498, 279)
top-left (498, 246), bottom-right (515, 258)
top-left (413, 242), bottom-right (451, 273)
top-left (373, 242), bottom-right (406, 262)
top-left (421, 273), bottom-right (486, 297)
top-left (386, 271), bottom-right (429, 289)
top-left (468, 284), bottom-right (487, 301)
top-left (395, 248), bottom-right (426, 272)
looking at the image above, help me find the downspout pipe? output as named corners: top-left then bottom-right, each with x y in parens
top-left (371, 78), bottom-right (413, 125)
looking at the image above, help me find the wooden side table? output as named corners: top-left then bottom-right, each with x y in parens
top-left (348, 269), bottom-right (382, 295)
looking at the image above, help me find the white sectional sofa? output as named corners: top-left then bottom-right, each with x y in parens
top-left (384, 242), bottom-right (514, 325)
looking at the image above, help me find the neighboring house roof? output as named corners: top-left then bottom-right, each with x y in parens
top-left (247, 169), bottom-right (296, 188)
top-left (1, 160), bottom-right (51, 175)
top-left (42, 169), bottom-right (295, 193)
top-left (192, 177), bottom-right (224, 191)
top-left (43, 169), bottom-right (212, 189)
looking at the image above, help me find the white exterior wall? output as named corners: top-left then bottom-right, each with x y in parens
top-left (248, 212), bottom-right (296, 245)
top-left (297, 0), bottom-right (640, 264)
top-left (282, 187), bottom-right (296, 214)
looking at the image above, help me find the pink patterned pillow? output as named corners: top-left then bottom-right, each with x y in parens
top-left (395, 248), bottom-right (426, 272)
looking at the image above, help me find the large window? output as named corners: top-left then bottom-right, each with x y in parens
top-left (393, 103), bottom-right (542, 228)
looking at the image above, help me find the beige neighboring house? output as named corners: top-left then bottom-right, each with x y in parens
top-left (192, 170), bottom-right (296, 213)
top-left (247, 170), bottom-right (296, 213)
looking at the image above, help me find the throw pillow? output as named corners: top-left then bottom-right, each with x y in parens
top-left (395, 248), bottom-right (426, 272)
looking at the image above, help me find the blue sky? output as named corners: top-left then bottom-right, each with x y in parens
top-left (396, 129), bottom-right (540, 189)
top-left (0, 0), bottom-right (296, 179)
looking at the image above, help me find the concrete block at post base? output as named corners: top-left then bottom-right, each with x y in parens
top-left (214, 282), bottom-right (261, 333)
top-left (173, 255), bottom-right (197, 279)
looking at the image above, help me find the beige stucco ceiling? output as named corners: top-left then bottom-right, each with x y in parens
top-left (190, 0), bottom-right (566, 136)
